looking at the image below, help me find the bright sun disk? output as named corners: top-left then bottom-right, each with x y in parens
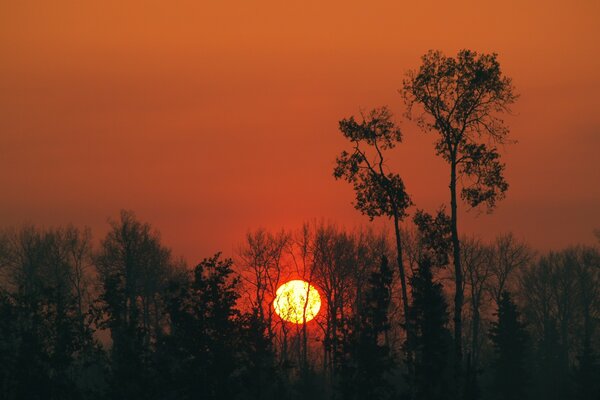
top-left (273, 280), bottom-right (321, 324)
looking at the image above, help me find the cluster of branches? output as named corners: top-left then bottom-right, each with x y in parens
top-left (235, 223), bottom-right (396, 398)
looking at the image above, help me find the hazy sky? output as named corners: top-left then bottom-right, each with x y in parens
top-left (1, 0), bottom-right (599, 262)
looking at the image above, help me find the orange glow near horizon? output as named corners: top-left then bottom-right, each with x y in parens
top-left (0, 2), bottom-right (598, 259)
top-left (273, 280), bottom-right (321, 324)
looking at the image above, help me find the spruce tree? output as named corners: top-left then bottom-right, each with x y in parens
top-left (339, 255), bottom-right (395, 400)
top-left (408, 256), bottom-right (452, 400)
top-left (489, 291), bottom-right (529, 400)
top-left (530, 319), bottom-right (567, 400)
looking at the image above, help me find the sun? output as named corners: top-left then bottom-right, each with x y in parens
top-left (273, 280), bottom-right (321, 324)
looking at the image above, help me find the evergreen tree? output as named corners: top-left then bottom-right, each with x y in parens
top-left (408, 256), bottom-right (452, 400)
top-left (489, 291), bottom-right (529, 400)
top-left (339, 255), bottom-right (395, 400)
top-left (529, 319), bottom-right (567, 400)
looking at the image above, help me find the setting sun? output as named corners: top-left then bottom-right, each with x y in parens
top-left (273, 280), bottom-right (321, 324)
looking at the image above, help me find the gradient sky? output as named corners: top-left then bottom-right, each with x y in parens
top-left (1, 0), bottom-right (599, 262)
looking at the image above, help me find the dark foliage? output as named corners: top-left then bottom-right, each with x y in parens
top-left (334, 107), bottom-right (411, 221)
top-left (489, 292), bottom-right (530, 400)
top-left (158, 253), bottom-right (280, 400)
top-left (413, 208), bottom-right (452, 267)
top-left (407, 257), bottom-right (453, 400)
top-left (338, 255), bottom-right (395, 400)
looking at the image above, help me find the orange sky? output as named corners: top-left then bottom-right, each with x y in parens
top-left (1, 0), bottom-right (599, 262)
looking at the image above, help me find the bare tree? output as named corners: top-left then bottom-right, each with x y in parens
top-left (461, 236), bottom-right (493, 374)
top-left (489, 233), bottom-right (532, 307)
top-left (311, 224), bottom-right (357, 379)
top-left (237, 228), bottom-right (289, 334)
top-left (290, 223), bottom-right (316, 373)
top-left (571, 247), bottom-right (600, 353)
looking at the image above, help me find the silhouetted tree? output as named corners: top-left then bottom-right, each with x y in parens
top-left (489, 292), bottom-right (529, 400)
top-left (237, 228), bottom-right (289, 332)
top-left (238, 308), bottom-right (281, 400)
top-left (334, 107), bottom-right (414, 364)
top-left (0, 226), bottom-right (100, 400)
top-left (412, 208), bottom-right (452, 269)
top-left (573, 339), bottom-right (598, 400)
top-left (312, 224), bottom-right (360, 381)
top-left (161, 253), bottom-right (242, 400)
top-left (403, 50), bottom-right (518, 386)
top-left (95, 210), bottom-right (175, 399)
top-left (532, 318), bottom-right (565, 400)
top-left (572, 246), bottom-right (600, 400)
top-left (456, 236), bottom-right (494, 400)
top-left (489, 233), bottom-right (532, 307)
top-left (408, 257), bottom-right (452, 400)
top-left (339, 255), bottom-right (395, 400)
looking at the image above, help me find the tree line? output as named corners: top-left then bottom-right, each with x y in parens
top-left (0, 216), bottom-right (598, 400)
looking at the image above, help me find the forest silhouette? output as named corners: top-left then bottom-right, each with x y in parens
top-left (1, 50), bottom-right (599, 400)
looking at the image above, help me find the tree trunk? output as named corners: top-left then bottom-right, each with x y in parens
top-left (450, 160), bottom-right (464, 396)
top-left (393, 212), bottom-right (413, 368)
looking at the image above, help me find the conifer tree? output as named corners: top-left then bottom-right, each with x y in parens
top-left (408, 257), bottom-right (452, 400)
top-left (339, 255), bottom-right (395, 400)
top-left (489, 291), bottom-right (529, 400)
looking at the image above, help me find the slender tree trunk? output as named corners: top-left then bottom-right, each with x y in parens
top-left (450, 160), bottom-right (464, 397)
top-left (393, 212), bottom-right (413, 370)
top-left (302, 284), bottom-right (309, 372)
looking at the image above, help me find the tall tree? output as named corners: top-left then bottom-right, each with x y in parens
top-left (489, 292), bottom-right (529, 400)
top-left (402, 50), bottom-right (518, 382)
top-left (333, 107), bottom-right (414, 362)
